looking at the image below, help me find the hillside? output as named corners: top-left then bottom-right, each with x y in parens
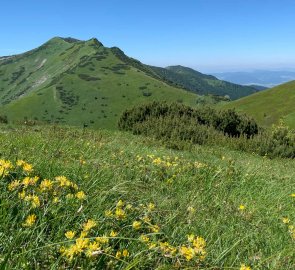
top-left (223, 80), bottom-right (295, 128)
top-left (0, 37), bottom-right (198, 129)
top-left (0, 124), bottom-right (294, 269)
top-left (150, 65), bottom-right (258, 100)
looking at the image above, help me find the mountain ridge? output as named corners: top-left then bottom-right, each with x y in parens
top-left (0, 37), bottom-right (199, 129)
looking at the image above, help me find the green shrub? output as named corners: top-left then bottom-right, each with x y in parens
top-left (118, 101), bottom-right (258, 138)
top-left (119, 102), bottom-right (295, 159)
top-left (0, 115), bottom-right (8, 124)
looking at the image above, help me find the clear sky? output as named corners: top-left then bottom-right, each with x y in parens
top-left (1, 0), bottom-right (295, 72)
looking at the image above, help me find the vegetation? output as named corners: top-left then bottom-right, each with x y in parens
top-left (150, 65), bottom-right (258, 100)
top-left (0, 125), bottom-right (294, 269)
top-left (223, 80), bottom-right (295, 129)
top-left (119, 102), bottom-right (295, 159)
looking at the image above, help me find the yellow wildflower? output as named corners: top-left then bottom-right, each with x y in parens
top-left (55, 176), bottom-right (71, 187)
top-left (8, 180), bottom-right (21, 191)
top-left (71, 182), bottom-right (79, 190)
top-left (148, 242), bottom-right (157, 249)
top-left (83, 219), bottom-right (96, 231)
top-left (39, 179), bottom-right (53, 191)
top-left (140, 234), bottom-right (150, 243)
top-left (75, 237), bottom-right (89, 251)
top-left (31, 195), bottom-right (40, 208)
top-left (193, 236), bottom-right (206, 253)
top-left (0, 159), bottom-right (13, 176)
top-left (122, 249), bottom-right (129, 257)
top-left (132, 221), bottom-right (142, 230)
top-left (80, 231), bottom-right (88, 238)
top-left (23, 163), bottom-right (33, 173)
top-left (115, 208), bottom-right (126, 220)
top-left (240, 264), bottom-right (251, 270)
top-left (22, 176), bottom-right (39, 187)
top-left (76, 191), bottom-right (86, 200)
top-left (24, 195), bottom-right (40, 208)
top-left (116, 200), bottom-right (124, 208)
top-left (110, 230), bottom-right (118, 237)
top-left (282, 217), bottom-right (290, 224)
top-left (290, 193), bottom-right (295, 197)
top-left (147, 203), bottom-right (155, 211)
top-left (96, 235), bottom-right (109, 244)
top-left (16, 160), bottom-right (25, 166)
top-left (23, 214), bottom-right (37, 227)
top-left (180, 246), bottom-right (194, 261)
top-left (65, 231), bottom-right (76, 239)
top-left (115, 251), bottom-right (122, 259)
top-left (18, 190), bottom-right (26, 199)
top-left (239, 205), bottom-right (245, 210)
top-left (150, 224), bottom-right (160, 233)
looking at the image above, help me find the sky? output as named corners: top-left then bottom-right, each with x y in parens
top-left (1, 0), bottom-right (295, 72)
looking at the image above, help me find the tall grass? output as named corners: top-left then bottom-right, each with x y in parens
top-left (0, 125), bottom-right (294, 269)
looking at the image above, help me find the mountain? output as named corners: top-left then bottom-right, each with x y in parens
top-left (149, 65), bottom-right (259, 100)
top-left (223, 80), bottom-right (295, 128)
top-left (0, 37), bottom-right (199, 129)
top-left (213, 70), bottom-right (295, 87)
top-left (249, 85), bottom-right (269, 91)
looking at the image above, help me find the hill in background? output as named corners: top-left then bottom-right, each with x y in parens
top-left (223, 80), bottom-right (295, 128)
top-left (0, 37), bottom-right (199, 129)
top-left (0, 37), bottom-right (265, 129)
top-left (150, 65), bottom-right (258, 100)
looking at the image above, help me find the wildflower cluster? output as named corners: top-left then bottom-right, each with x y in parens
top-left (2, 159), bottom-right (86, 228)
top-left (136, 154), bottom-right (207, 184)
top-left (60, 199), bottom-right (207, 268)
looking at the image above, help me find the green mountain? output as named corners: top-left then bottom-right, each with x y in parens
top-left (223, 80), bottom-right (295, 128)
top-left (0, 37), bottom-right (198, 129)
top-left (149, 65), bottom-right (259, 100)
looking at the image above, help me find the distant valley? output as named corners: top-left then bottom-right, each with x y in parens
top-left (213, 70), bottom-right (295, 87)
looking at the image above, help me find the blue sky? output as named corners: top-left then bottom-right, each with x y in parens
top-left (1, 0), bottom-right (295, 72)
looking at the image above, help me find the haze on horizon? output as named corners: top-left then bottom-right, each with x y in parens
top-left (1, 0), bottom-right (295, 73)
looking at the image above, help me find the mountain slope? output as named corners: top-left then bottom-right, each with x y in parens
top-left (0, 37), bottom-right (198, 129)
top-left (150, 65), bottom-right (258, 100)
top-left (223, 80), bottom-right (295, 128)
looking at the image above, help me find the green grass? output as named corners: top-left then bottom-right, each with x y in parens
top-left (223, 80), bottom-right (295, 129)
top-left (0, 124), bottom-right (294, 269)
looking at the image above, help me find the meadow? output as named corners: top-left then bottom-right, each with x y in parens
top-left (0, 124), bottom-right (294, 269)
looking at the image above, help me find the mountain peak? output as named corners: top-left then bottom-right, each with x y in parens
top-left (86, 38), bottom-right (104, 47)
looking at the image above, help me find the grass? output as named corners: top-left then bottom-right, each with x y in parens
top-left (223, 80), bottom-right (295, 129)
top-left (0, 124), bottom-right (294, 269)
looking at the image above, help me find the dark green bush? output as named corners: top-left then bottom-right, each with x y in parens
top-left (118, 101), bottom-right (258, 137)
top-left (118, 102), bottom-right (295, 159)
top-left (0, 115), bottom-right (8, 124)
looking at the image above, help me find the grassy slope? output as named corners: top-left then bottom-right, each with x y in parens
top-left (0, 125), bottom-right (294, 269)
top-left (0, 38), bottom-right (198, 130)
top-left (223, 81), bottom-right (295, 128)
top-left (150, 65), bottom-right (258, 100)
